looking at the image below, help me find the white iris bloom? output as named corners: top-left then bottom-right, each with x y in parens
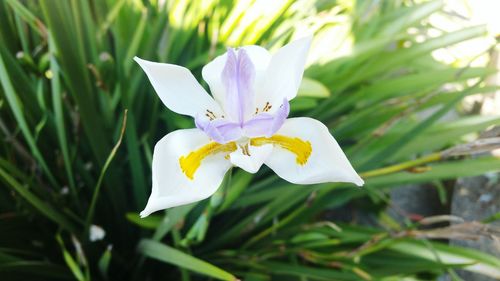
top-left (135, 36), bottom-right (363, 217)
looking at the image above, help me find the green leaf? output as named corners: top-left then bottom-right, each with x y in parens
top-left (389, 240), bottom-right (500, 279)
top-left (153, 204), bottom-right (195, 240)
top-left (298, 77), bottom-right (330, 98)
top-left (0, 167), bottom-right (78, 233)
top-left (56, 235), bottom-right (87, 281)
top-left (138, 239), bottom-right (237, 281)
top-left (5, 0), bottom-right (46, 36)
top-left (366, 157), bottom-right (500, 187)
top-left (98, 246), bottom-right (112, 281)
top-left (126, 213), bottom-right (162, 230)
top-left (261, 261), bottom-right (359, 281)
top-left (0, 48), bottom-right (57, 186)
top-left (0, 261), bottom-right (72, 280)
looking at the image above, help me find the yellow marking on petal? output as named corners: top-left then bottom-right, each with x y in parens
top-left (179, 142), bottom-right (237, 180)
top-left (251, 135), bottom-right (312, 165)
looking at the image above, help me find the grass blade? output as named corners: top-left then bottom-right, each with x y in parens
top-left (138, 239), bottom-right (237, 281)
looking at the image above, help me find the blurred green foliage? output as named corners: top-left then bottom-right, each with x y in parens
top-left (0, 0), bottom-right (499, 280)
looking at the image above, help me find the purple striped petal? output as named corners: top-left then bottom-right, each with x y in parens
top-left (243, 99), bottom-right (290, 138)
top-left (222, 48), bottom-right (255, 125)
top-left (195, 116), bottom-right (243, 144)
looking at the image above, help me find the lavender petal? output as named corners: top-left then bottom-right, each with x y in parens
top-left (243, 98), bottom-right (290, 137)
top-left (195, 115), bottom-right (242, 143)
top-left (221, 48), bottom-right (255, 124)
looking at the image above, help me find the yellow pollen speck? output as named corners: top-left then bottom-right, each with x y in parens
top-left (179, 142), bottom-right (237, 180)
top-left (251, 135), bottom-right (312, 165)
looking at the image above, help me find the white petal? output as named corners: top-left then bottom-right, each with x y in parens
top-left (141, 129), bottom-right (231, 217)
top-left (229, 144), bottom-right (273, 174)
top-left (265, 117), bottom-right (364, 186)
top-left (202, 46), bottom-right (271, 112)
top-left (89, 225), bottom-right (106, 242)
top-left (134, 57), bottom-right (223, 118)
top-left (257, 36), bottom-right (312, 110)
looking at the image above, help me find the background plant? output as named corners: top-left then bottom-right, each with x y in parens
top-left (0, 0), bottom-right (499, 280)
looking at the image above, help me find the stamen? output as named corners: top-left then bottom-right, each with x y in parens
top-left (205, 109), bottom-right (217, 120)
top-left (251, 135), bottom-right (312, 165)
top-left (262, 102), bottom-right (272, 112)
top-left (179, 142), bottom-right (237, 180)
top-left (240, 143), bottom-right (251, 156)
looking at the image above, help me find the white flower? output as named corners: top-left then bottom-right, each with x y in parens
top-left (135, 36), bottom-right (363, 217)
top-left (89, 224), bottom-right (106, 242)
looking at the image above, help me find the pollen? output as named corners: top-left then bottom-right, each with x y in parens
top-left (179, 141), bottom-right (237, 180)
top-left (251, 135), bottom-right (312, 165)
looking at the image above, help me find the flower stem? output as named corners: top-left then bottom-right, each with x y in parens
top-left (84, 110), bottom-right (128, 240)
top-left (359, 152), bottom-right (442, 178)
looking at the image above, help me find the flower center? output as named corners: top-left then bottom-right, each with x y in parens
top-left (179, 135), bottom-right (312, 180)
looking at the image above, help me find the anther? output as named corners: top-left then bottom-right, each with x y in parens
top-left (263, 102), bottom-right (272, 112)
top-left (205, 109), bottom-right (217, 120)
